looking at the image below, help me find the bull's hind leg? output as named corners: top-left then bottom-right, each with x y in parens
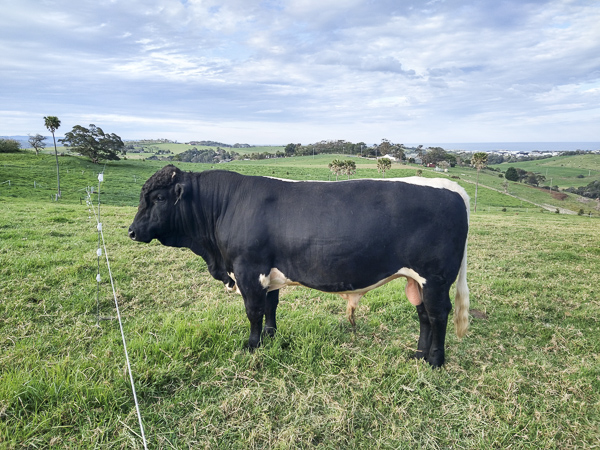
top-left (414, 303), bottom-right (432, 361)
top-left (263, 289), bottom-right (279, 338)
top-left (419, 282), bottom-right (452, 368)
top-left (405, 278), bottom-right (431, 361)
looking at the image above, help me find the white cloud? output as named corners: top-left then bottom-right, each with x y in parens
top-left (0, 0), bottom-right (598, 143)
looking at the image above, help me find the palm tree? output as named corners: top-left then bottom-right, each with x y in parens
top-left (377, 158), bottom-right (392, 178)
top-left (44, 116), bottom-right (61, 198)
top-left (343, 160), bottom-right (356, 179)
top-left (328, 159), bottom-right (343, 181)
top-left (471, 152), bottom-right (488, 212)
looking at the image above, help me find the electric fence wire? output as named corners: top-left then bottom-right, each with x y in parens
top-left (88, 173), bottom-right (148, 450)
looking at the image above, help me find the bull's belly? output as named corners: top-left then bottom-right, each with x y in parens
top-left (226, 266), bottom-right (426, 325)
top-left (258, 267), bottom-right (426, 295)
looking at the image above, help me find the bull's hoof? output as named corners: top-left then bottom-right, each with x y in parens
top-left (411, 350), bottom-right (428, 361)
top-left (262, 327), bottom-right (276, 338)
top-left (410, 351), bottom-right (444, 368)
top-left (427, 357), bottom-right (445, 369)
top-left (425, 349), bottom-right (445, 368)
top-left (245, 341), bottom-right (260, 352)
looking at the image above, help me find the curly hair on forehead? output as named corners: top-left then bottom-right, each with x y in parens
top-left (141, 165), bottom-right (183, 194)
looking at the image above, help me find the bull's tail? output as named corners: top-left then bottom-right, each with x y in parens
top-left (453, 239), bottom-right (470, 338)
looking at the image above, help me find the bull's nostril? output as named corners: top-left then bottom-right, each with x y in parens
top-left (128, 228), bottom-right (136, 240)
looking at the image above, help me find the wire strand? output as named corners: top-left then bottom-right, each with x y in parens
top-left (90, 176), bottom-right (148, 450)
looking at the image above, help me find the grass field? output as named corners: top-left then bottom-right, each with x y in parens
top-left (448, 154), bottom-right (600, 216)
top-left (1, 152), bottom-right (600, 448)
top-left (36, 143), bottom-right (286, 159)
top-left (498, 154), bottom-right (600, 187)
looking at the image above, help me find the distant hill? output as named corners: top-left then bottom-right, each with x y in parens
top-left (0, 135), bottom-right (65, 148)
top-left (185, 140), bottom-right (254, 148)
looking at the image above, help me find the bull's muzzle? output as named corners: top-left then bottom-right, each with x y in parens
top-left (128, 226), bottom-right (137, 241)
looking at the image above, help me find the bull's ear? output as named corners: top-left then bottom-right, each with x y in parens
top-left (174, 183), bottom-right (186, 205)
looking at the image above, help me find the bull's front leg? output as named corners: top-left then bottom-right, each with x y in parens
top-left (263, 289), bottom-right (279, 338)
top-left (235, 270), bottom-right (268, 351)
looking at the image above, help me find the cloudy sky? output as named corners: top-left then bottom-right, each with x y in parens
top-left (1, 0), bottom-right (599, 145)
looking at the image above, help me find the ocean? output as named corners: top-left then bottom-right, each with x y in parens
top-left (408, 142), bottom-right (600, 152)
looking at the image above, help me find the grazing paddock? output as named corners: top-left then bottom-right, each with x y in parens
top-left (1, 154), bottom-right (599, 447)
top-left (1, 200), bottom-right (599, 448)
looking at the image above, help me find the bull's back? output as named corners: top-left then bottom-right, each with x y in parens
top-left (260, 177), bottom-right (467, 241)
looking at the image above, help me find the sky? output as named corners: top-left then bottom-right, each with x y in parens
top-left (1, 0), bottom-right (599, 145)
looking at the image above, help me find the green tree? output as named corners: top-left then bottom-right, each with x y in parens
top-left (328, 159), bottom-right (343, 181)
top-left (422, 147), bottom-right (448, 166)
top-left (516, 168), bottom-right (529, 182)
top-left (0, 139), bottom-right (21, 153)
top-left (505, 166), bottom-right (519, 182)
top-left (524, 172), bottom-right (545, 186)
top-left (44, 116), bottom-right (61, 197)
top-left (60, 124), bottom-right (124, 164)
top-left (445, 153), bottom-right (457, 167)
top-left (28, 134), bottom-right (47, 155)
top-left (378, 139), bottom-right (392, 158)
top-left (377, 158), bottom-right (392, 178)
top-left (389, 143), bottom-right (405, 161)
top-left (284, 143), bottom-right (297, 157)
top-left (471, 152), bottom-right (488, 212)
top-left (343, 160), bottom-right (356, 179)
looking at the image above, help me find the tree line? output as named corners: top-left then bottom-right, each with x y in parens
top-left (564, 180), bottom-right (600, 199)
top-left (504, 167), bottom-right (549, 187)
top-left (285, 139), bottom-right (406, 159)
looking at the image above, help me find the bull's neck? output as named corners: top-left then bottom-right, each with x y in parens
top-left (183, 170), bottom-right (245, 280)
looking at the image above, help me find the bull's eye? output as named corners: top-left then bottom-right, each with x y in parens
top-left (155, 194), bottom-right (166, 203)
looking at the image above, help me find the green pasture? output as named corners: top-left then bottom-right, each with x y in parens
top-left (497, 154), bottom-right (600, 187)
top-left (1, 152), bottom-right (600, 448)
top-left (4, 152), bottom-right (598, 215)
top-left (446, 157), bottom-right (600, 215)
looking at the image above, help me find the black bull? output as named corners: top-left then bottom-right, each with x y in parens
top-left (129, 165), bottom-right (470, 367)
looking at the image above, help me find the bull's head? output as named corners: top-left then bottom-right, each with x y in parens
top-left (128, 165), bottom-right (187, 245)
